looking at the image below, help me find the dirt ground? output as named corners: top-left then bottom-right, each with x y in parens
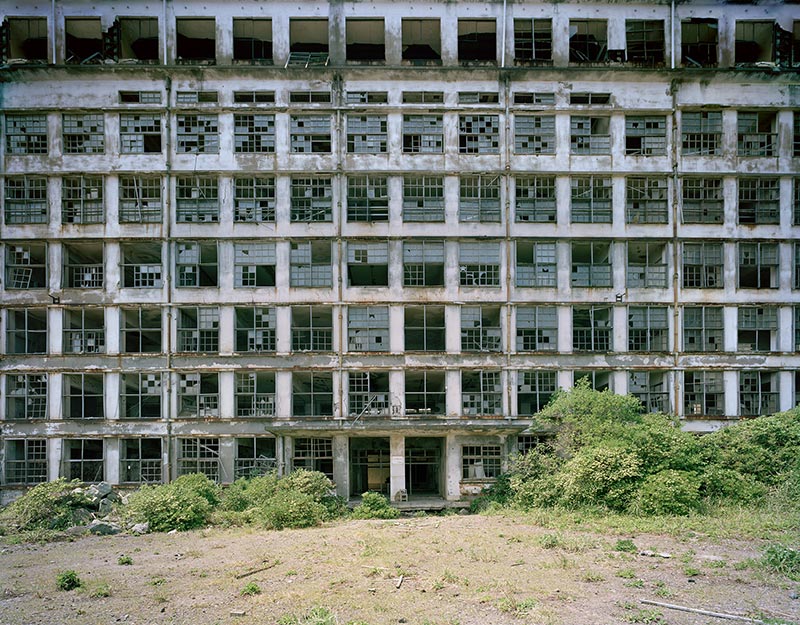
top-left (0, 514), bottom-right (798, 625)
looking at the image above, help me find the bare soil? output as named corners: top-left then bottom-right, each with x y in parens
top-left (1, 514), bottom-right (798, 625)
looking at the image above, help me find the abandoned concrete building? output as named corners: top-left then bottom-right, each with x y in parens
top-left (1, 0), bottom-right (799, 504)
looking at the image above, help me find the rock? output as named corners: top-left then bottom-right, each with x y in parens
top-left (96, 482), bottom-right (113, 498)
top-left (87, 520), bottom-right (121, 535)
top-left (71, 508), bottom-right (94, 526)
top-left (458, 508), bottom-right (469, 515)
top-left (230, 610), bottom-right (246, 617)
top-left (105, 490), bottom-right (122, 503)
top-left (97, 498), bottom-right (114, 518)
top-left (130, 522), bottom-right (150, 535)
top-left (167, 529), bottom-right (178, 535)
top-left (64, 525), bottom-right (90, 537)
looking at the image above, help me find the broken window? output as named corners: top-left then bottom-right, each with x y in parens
top-left (120, 439), bottom-right (162, 483)
top-left (570, 92), bottom-right (610, 105)
top-left (405, 305), bottom-right (445, 351)
top-left (796, 243), bottom-right (800, 289)
top-left (119, 175), bottom-right (162, 223)
top-left (289, 90), bottom-right (331, 104)
top-left (681, 19), bottom-right (718, 67)
top-left (683, 306), bottom-right (723, 353)
top-left (234, 242), bottom-right (276, 287)
top-left (175, 241), bottom-right (218, 288)
top-left (462, 371), bottom-right (502, 417)
top-left (569, 19), bottom-right (607, 63)
top-left (62, 113), bottom-right (104, 153)
top-left (628, 306), bottom-right (669, 351)
top-left (236, 372), bottom-right (276, 418)
top-left (176, 114), bottom-right (218, 153)
top-left (570, 117), bottom-right (610, 155)
top-left (175, 175), bottom-right (218, 223)
top-left (738, 177), bottom-right (780, 225)
top-left (292, 373), bottom-right (333, 418)
top-left (62, 175), bottom-right (103, 224)
top-left (625, 116), bottom-right (666, 156)
top-left (735, 21), bottom-right (774, 65)
top-left (346, 115), bottom-right (388, 153)
top-left (290, 241), bottom-right (332, 287)
top-left (516, 241), bottom-right (557, 288)
top-left (460, 175), bottom-right (500, 222)
top-left (403, 176), bottom-right (444, 222)
top-left (459, 116), bottom-right (500, 154)
top-left (234, 176), bottom-right (274, 222)
top-left (626, 176), bottom-right (668, 224)
top-left (235, 438), bottom-right (276, 478)
top-left (459, 92), bottom-right (499, 105)
top-left (514, 92), bottom-right (555, 105)
top-left (120, 113), bottom-right (162, 153)
top-left (63, 439), bottom-right (104, 482)
top-left (738, 242), bottom-right (778, 289)
top-left (5, 243), bottom-right (47, 289)
top-left (177, 438), bottom-right (220, 480)
top-left (684, 371), bottom-right (724, 418)
top-left (681, 111), bottom-right (721, 156)
top-left (177, 307), bottom-right (219, 353)
top-left (63, 242), bottom-right (104, 289)
top-left (235, 306), bottom-right (276, 352)
top-left (116, 18), bottom-right (159, 62)
top-left (406, 370), bottom-right (446, 416)
top-left (233, 18), bottom-right (272, 63)
top-left (292, 438), bottom-right (333, 478)
top-left (738, 306), bottom-right (778, 352)
top-left (682, 242), bottom-right (723, 289)
top-left (514, 18), bottom-right (552, 65)
top-left (4, 176), bottom-right (47, 224)
top-left (348, 306), bottom-right (389, 352)
top-left (794, 180), bottom-right (800, 226)
top-left (120, 373), bottom-right (162, 420)
top-left (514, 115), bottom-right (555, 155)
top-left (347, 91), bottom-right (388, 104)
top-left (403, 115), bottom-right (443, 154)
top-left (234, 113), bottom-right (275, 153)
top-left (289, 18), bottom-right (328, 57)
top-left (627, 241), bottom-right (667, 288)
top-left (681, 177), bottom-right (723, 223)
top-left (626, 20), bottom-right (665, 66)
top-left (347, 176), bottom-right (389, 222)
top-left (63, 308), bottom-right (105, 354)
top-left (573, 306), bottom-right (612, 351)
top-left (176, 91), bottom-right (218, 104)
top-left (458, 19), bottom-right (496, 64)
top-left (571, 176), bottom-right (612, 223)
top-left (176, 18), bottom-right (216, 64)
top-left (348, 371), bottom-right (390, 417)
top-left (291, 306), bottom-right (333, 351)
top-left (178, 373), bottom-right (219, 418)
top-left (121, 307), bottom-right (162, 353)
top-left (515, 176), bottom-right (556, 223)
top-left (740, 371), bottom-right (778, 417)
top-left (795, 112), bottom-right (800, 157)
top-left (347, 242), bottom-right (388, 287)
top-left (460, 241), bottom-right (501, 287)
top-left (6, 374), bottom-right (47, 420)
top-left (462, 445), bottom-right (501, 479)
top-left (517, 371), bottom-right (556, 414)
top-left (5, 114), bottom-right (47, 154)
top-left (233, 90), bottom-right (274, 104)
top-left (346, 18), bottom-right (384, 63)
top-left (3, 17), bottom-right (48, 62)
top-left (403, 241), bottom-right (444, 287)
top-left (402, 19), bottom-right (441, 64)
top-left (516, 306), bottom-right (557, 352)
top-left (291, 176), bottom-right (332, 221)
top-left (4, 439), bottom-right (47, 484)
top-left (63, 373), bottom-right (104, 419)
top-left (629, 371), bottom-right (669, 413)
top-left (290, 115), bottom-right (332, 153)
top-left (573, 370), bottom-right (611, 392)
top-left (461, 306), bottom-right (502, 352)
top-left (796, 306), bottom-right (800, 350)
top-left (738, 111), bottom-right (776, 157)
top-left (6, 308), bottom-right (47, 354)
top-left (403, 91), bottom-right (443, 104)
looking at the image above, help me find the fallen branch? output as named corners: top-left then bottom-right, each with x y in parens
top-left (235, 560), bottom-right (279, 579)
top-left (640, 599), bottom-right (765, 624)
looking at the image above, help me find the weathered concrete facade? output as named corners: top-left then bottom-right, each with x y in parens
top-left (1, 0), bottom-right (799, 503)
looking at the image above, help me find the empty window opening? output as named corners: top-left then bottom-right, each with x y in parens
top-left (795, 179), bottom-right (800, 226)
top-left (404, 305), bottom-right (445, 351)
top-left (347, 176), bottom-right (389, 222)
top-left (63, 373), bottom-right (104, 420)
top-left (514, 18), bottom-right (552, 65)
top-left (569, 92), bottom-right (610, 105)
top-left (234, 113), bottom-right (275, 153)
top-left (514, 115), bottom-right (556, 155)
top-left (290, 18), bottom-right (328, 57)
top-left (402, 19), bottom-right (441, 64)
top-left (740, 371), bottom-right (778, 417)
top-left (4, 176), bottom-right (47, 224)
top-left (516, 241), bottom-right (556, 288)
top-left (738, 306), bottom-right (778, 352)
top-left (739, 178), bottom-right (779, 224)
top-left (120, 439), bottom-right (162, 483)
top-left (406, 370), bottom-right (446, 416)
top-left (6, 375), bottom-right (47, 421)
top-left (176, 18), bottom-right (216, 64)
top-left (460, 241), bottom-right (501, 287)
top-left (236, 372), bottom-right (276, 418)
top-left (4, 439), bottom-right (47, 484)
top-left (290, 240), bottom-right (332, 287)
top-left (630, 371), bottom-right (668, 413)
top-left (233, 90), bottom-right (274, 103)
top-left (233, 18), bottom-right (272, 63)
top-left (178, 92), bottom-right (220, 105)
top-left (681, 18), bottom-right (718, 67)
top-left (681, 177), bottom-right (723, 223)
top-left (6, 308), bottom-right (47, 354)
top-left (178, 373), bottom-right (219, 418)
top-left (121, 307), bottom-right (162, 353)
top-left (796, 243), bottom-right (800, 289)
top-left (573, 306), bottom-right (612, 351)
top-left (625, 116), bottom-right (666, 155)
top-left (176, 175), bottom-right (218, 222)
top-left (738, 111), bottom-right (776, 157)
top-left (462, 371), bottom-right (502, 417)
top-left (292, 374), bottom-right (334, 418)
top-left (63, 308), bottom-right (105, 354)
top-left (346, 18), bottom-right (384, 62)
top-left (5, 243), bottom-right (47, 289)
top-left (234, 176), bottom-right (275, 222)
top-left (572, 241), bottom-right (612, 288)
top-left (684, 371), bottom-right (724, 418)
top-left (292, 438), bottom-right (333, 479)
top-left (460, 175), bottom-right (500, 222)
top-left (349, 438), bottom-right (390, 494)
top-left (795, 306), bottom-right (800, 350)
top-left (121, 374), bottom-right (162, 420)
top-left (402, 91), bottom-right (444, 104)
top-left (63, 439), bottom-right (104, 482)
top-left (5, 17), bottom-right (48, 62)
top-left (458, 19), bottom-right (496, 64)
top-left (291, 176), bottom-right (332, 221)
top-left (5, 114), bottom-right (47, 154)
top-left (459, 115), bottom-right (500, 154)
top-left (175, 241), bottom-right (218, 287)
top-left (626, 177), bottom-right (668, 224)
top-left (348, 242), bottom-right (388, 287)
top-left (573, 370), bottom-right (611, 392)
top-left (682, 242), bottom-right (723, 289)
top-left (178, 307), bottom-right (219, 353)
top-left (517, 371), bottom-right (556, 414)
top-left (403, 176), bottom-right (444, 222)
top-left (290, 115), bottom-right (331, 153)
top-left (62, 175), bottom-right (103, 224)
top-left (515, 176), bottom-right (555, 223)
top-left (346, 115), bottom-right (388, 153)
top-left (628, 306), bottom-right (668, 351)
top-left (627, 241), bottom-right (667, 288)
top-left (795, 112), bottom-right (800, 157)
top-left (63, 113), bottom-right (104, 153)
top-left (570, 116), bottom-right (610, 154)
top-left (120, 113), bottom-right (161, 153)
top-left (403, 115), bottom-right (443, 153)
top-left (516, 306), bottom-right (557, 352)
top-left (291, 306), bottom-right (333, 351)
top-left (119, 175), bottom-right (162, 223)
top-left (178, 438), bottom-right (220, 479)
top-left (681, 111), bottom-right (721, 156)
top-left (738, 242), bottom-right (778, 289)
top-left (683, 306), bottom-right (723, 353)
top-left (234, 242), bottom-right (276, 287)
top-left (462, 445), bottom-right (501, 478)
top-left (65, 18), bottom-right (103, 64)
top-left (112, 17), bottom-right (158, 62)
top-left (626, 20), bottom-right (665, 66)
top-left (735, 21), bottom-right (773, 65)
top-left (348, 371), bottom-right (390, 417)
top-left (569, 19), bottom-right (607, 63)
top-left (348, 306), bottom-right (389, 352)
top-left (513, 92), bottom-right (555, 105)
top-left (235, 307), bottom-right (276, 352)
top-left (403, 240), bottom-right (444, 287)
top-left (461, 306), bottom-right (502, 352)
top-left (235, 437), bottom-right (276, 479)
top-left (458, 92), bottom-right (499, 104)
top-left (571, 176), bottom-right (612, 223)
top-left (289, 90), bottom-right (331, 103)
top-left (63, 242), bottom-right (104, 289)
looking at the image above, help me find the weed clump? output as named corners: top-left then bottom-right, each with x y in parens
top-left (56, 570), bottom-right (82, 591)
top-left (260, 489), bottom-right (326, 530)
top-left (240, 581), bottom-right (262, 596)
top-left (351, 492), bottom-right (400, 519)
top-left (123, 473), bottom-right (218, 532)
top-left (0, 479), bottom-right (89, 533)
top-left (762, 544), bottom-right (800, 580)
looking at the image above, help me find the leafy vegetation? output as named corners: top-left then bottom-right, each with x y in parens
top-left (123, 474), bottom-right (217, 532)
top-left (56, 570), bottom-right (82, 591)
top-left (0, 479), bottom-right (89, 533)
top-left (351, 492), bottom-right (400, 519)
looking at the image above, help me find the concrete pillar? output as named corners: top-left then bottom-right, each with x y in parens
top-left (219, 371), bottom-right (235, 420)
top-left (49, 438), bottom-right (62, 481)
top-left (219, 305), bottom-right (234, 355)
top-left (779, 306), bottom-right (794, 352)
top-left (612, 176), bottom-right (626, 225)
top-left (613, 370), bottom-right (628, 395)
top-left (106, 307), bottom-right (120, 355)
top-left (275, 305), bottom-right (291, 354)
top-left (557, 305), bottom-right (572, 353)
top-left (389, 305), bottom-right (404, 353)
top-left (385, 16), bottom-right (403, 65)
top-left (49, 307), bottom-right (63, 355)
top-left (446, 370), bottom-right (461, 417)
top-left (607, 16), bottom-right (625, 52)
top-left (389, 369), bottom-right (404, 417)
top-left (557, 369), bottom-right (573, 390)
top-left (218, 174), bottom-right (234, 224)
top-left (445, 305), bottom-right (461, 354)
top-left (779, 371), bottom-right (794, 412)
top-left (389, 434), bottom-right (405, 500)
top-left (219, 437), bottom-right (236, 484)
top-left (613, 305), bottom-right (627, 353)
top-left (274, 435), bottom-right (286, 476)
top-left (50, 373), bottom-right (63, 420)
top-left (551, 15), bottom-right (570, 67)
top-left (106, 438), bottom-right (120, 485)
top-left (217, 17), bottom-right (232, 65)
top-left (50, 242), bottom-right (63, 293)
top-left (723, 243), bottom-right (737, 295)
top-left (721, 110), bottom-right (737, 160)
top-left (105, 373), bottom-right (119, 420)
top-left (275, 371), bottom-right (292, 419)
top-left (723, 306), bottom-right (738, 352)
top-left (332, 434), bottom-right (349, 498)
top-left (444, 433), bottom-right (460, 500)
top-left (723, 370), bottom-right (739, 418)
top-left (440, 16), bottom-right (458, 65)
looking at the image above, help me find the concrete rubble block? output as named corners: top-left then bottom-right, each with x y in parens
top-left (97, 498), bottom-right (114, 518)
top-left (70, 508), bottom-right (94, 526)
top-left (129, 522), bottom-right (150, 535)
top-left (87, 520), bottom-right (122, 535)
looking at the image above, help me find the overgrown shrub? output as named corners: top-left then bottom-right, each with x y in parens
top-left (0, 479), bottom-right (89, 532)
top-left (700, 467), bottom-right (766, 504)
top-left (221, 473), bottom-right (280, 512)
top-left (56, 570), bottom-right (82, 591)
top-left (123, 478), bottom-right (213, 532)
top-left (631, 470), bottom-right (702, 516)
top-left (557, 445), bottom-right (642, 511)
top-left (278, 469), bottom-right (334, 501)
top-left (170, 473), bottom-right (220, 506)
top-left (351, 492), bottom-right (400, 519)
top-left (259, 490), bottom-right (326, 530)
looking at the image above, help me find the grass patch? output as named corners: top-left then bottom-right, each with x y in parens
top-left (56, 570), bottom-right (81, 591)
top-left (240, 581), bottom-right (261, 596)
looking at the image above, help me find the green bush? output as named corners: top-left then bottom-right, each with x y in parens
top-left (240, 581), bottom-right (262, 596)
top-left (700, 467), bottom-right (766, 504)
top-left (558, 445), bottom-right (642, 511)
top-left (259, 490), bottom-right (326, 530)
top-left (123, 481), bottom-right (213, 532)
top-left (0, 479), bottom-right (89, 532)
top-left (170, 473), bottom-right (220, 506)
top-left (278, 469), bottom-right (334, 501)
top-left (619, 414), bottom-right (702, 474)
top-left (351, 492), bottom-right (400, 519)
top-left (631, 470), bottom-right (702, 516)
top-left (221, 473), bottom-right (280, 512)
top-left (56, 570), bottom-right (82, 591)
top-left (508, 449), bottom-right (563, 509)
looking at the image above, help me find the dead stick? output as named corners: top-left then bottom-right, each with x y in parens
top-left (640, 599), bottom-right (765, 624)
top-left (235, 561), bottom-right (279, 579)
top-left (395, 575), bottom-right (404, 589)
